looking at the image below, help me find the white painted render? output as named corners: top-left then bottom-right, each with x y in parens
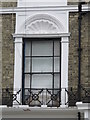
top-left (76, 102), bottom-right (90, 120)
top-left (13, 0), bottom-right (69, 107)
top-left (0, 5), bottom-right (89, 14)
top-left (60, 37), bottom-right (69, 107)
top-left (2, 107), bottom-right (78, 118)
top-left (18, 0), bottom-right (67, 7)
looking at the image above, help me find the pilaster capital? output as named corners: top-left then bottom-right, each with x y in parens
top-left (14, 37), bottom-right (23, 44)
top-left (61, 35), bottom-right (70, 43)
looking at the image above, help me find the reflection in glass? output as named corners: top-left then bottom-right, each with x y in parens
top-left (54, 41), bottom-right (60, 56)
top-left (25, 74), bottom-right (30, 88)
top-left (32, 57), bottom-right (52, 72)
top-left (25, 58), bottom-right (30, 72)
top-left (54, 74), bottom-right (60, 88)
top-left (25, 41), bottom-right (31, 56)
top-left (32, 41), bottom-right (53, 56)
top-left (24, 39), bottom-right (61, 90)
top-left (54, 57), bottom-right (60, 72)
top-left (32, 74), bottom-right (52, 88)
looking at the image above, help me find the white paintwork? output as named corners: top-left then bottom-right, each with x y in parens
top-left (84, 110), bottom-right (90, 119)
top-left (0, 5), bottom-right (90, 14)
top-left (60, 37), bottom-right (69, 107)
top-left (20, 14), bottom-right (65, 34)
top-left (13, 34), bottom-right (70, 106)
top-left (76, 102), bottom-right (90, 120)
top-left (13, 0), bottom-right (69, 107)
top-left (13, 33), bottom-right (70, 38)
top-left (13, 37), bottom-right (23, 105)
top-left (25, 19), bottom-right (60, 34)
top-left (16, 12), bottom-right (68, 34)
top-left (2, 107), bottom-right (78, 118)
top-left (18, 0), bottom-right (67, 7)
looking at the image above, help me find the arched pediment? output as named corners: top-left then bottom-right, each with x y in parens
top-left (22, 14), bottom-right (64, 34)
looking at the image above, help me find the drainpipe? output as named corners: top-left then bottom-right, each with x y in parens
top-left (78, 1), bottom-right (86, 102)
top-left (78, 112), bottom-right (81, 120)
top-left (78, 2), bottom-right (82, 102)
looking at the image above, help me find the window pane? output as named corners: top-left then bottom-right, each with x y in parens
top-left (32, 57), bottom-right (52, 72)
top-left (25, 74), bottom-right (30, 88)
top-left (23, 39), bottom-right (61, 90)
top-left (54, 41), bottom-right (60, 56)
top-left (25, 41), bottom-right (31, 56)
top-left (32, 41), bottom-right (53, 56)
top-left (32, 74), bottom-right (52, 88)
top-left (54, 74), bottom-right (60, 88)
top-left (25, 58), bottom-right (30, 72)
top-left (54, 57), bottom-right (60, 72)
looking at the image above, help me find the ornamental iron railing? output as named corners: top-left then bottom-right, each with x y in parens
top-left (23, 88), bottom-right (60, 107)
top-left (2, 86), bottom-right (90, 107)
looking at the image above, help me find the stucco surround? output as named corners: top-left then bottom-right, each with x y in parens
top-left (13, 0), bottom-right (69, 107)
top-left (18, 0), bottom-right (67, 7)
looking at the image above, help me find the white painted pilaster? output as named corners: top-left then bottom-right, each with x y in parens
top-left (76, 102), bottom-right (90, 120)
top-left (60, 36), bottom-right (69, 107)
top-left (13, 37), bottom-right (23, 105)
top-left (84, 110), bottom-right (90, 119)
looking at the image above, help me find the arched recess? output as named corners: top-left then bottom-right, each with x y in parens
top-left (20, 14), bottom-right (64, 34)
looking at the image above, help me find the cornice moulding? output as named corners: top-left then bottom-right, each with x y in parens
top-left (0, 5), bottom-right (89, 14)
top-left (12, 33), bottom-right (70, 38)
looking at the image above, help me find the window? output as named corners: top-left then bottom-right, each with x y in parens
top-left (22, 38), bottom-right (61, 106)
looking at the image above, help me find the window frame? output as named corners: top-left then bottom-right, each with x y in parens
top-left (22, 38), bottom-right (61, 104)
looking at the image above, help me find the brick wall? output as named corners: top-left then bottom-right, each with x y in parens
top-left (1, 2), bottom-right (17, 7)
top-left (1, 13), bottom-right (16, 105)
top-left (69, 12), bottom-right (79, 88)
top-left (68, 0), bottom-right (90, 5)
top-left (2, 14), bottom-right (16, 89)
top-left (69, 12), bottom-right (90, 92)
top-left (1, 2), bottom-right (17, 90)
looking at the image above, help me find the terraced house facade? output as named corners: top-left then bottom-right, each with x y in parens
top-left (0, 0), bottom-right (90, 119)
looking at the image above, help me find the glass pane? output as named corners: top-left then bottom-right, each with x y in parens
top-left (25, 58), bottom-right (30, 72)
top-left (54, 74), bottom-right (60, 88)
top-left (54, 57), bottom-right (60, 72)
top-left (32, 41), bottom-right (53, 56)
top-left (25, 74), bottom-right (30, 88)
top-left (54, 41), bottom-right (60, 56)
top-left (25, 41), bottom-right (31, 56)
top-left (32, 74), bottom-right (52, 88)
top-left (32, 57), bottom-right (52, 72)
